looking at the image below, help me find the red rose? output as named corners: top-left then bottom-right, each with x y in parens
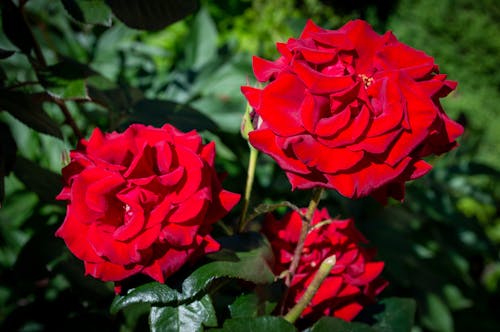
top-left (264, 208), bottom-right (387, 321)
top-left (56, 124), bottom-right (240, 284)
top-left (241, 19), bottom-right (463, 202)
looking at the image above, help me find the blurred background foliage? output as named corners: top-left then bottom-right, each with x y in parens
top-left (0, 0), bottom-right (498, 331)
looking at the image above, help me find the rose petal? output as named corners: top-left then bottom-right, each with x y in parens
top-left (249, 129), bottom-right (310, 175)
top-left (291, 136), bottom-right (364, 173)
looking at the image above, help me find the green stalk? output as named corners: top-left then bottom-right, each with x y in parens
top-left (238, 146), bottom-right (258, 232)
top-left (284, 255), bottom-right (336, 323)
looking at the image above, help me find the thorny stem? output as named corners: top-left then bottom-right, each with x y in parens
top-left (287, 188), bottom-right (324, 285)
top-left (238, 146), bottom-right (258, 232)
top-left (284, 255), bottom-right (336, 323)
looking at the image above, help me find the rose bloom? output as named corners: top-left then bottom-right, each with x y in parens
top-left (56, 124), bottom-right (239, 285)
top-left (241, 19), bottom-right (463, 203)
top-left (264, 208), bottom-right (387, 321)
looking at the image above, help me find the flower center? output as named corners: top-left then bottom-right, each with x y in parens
top-left (124, 204), bottom-right (134, 222)
top-left (358, 74), bottom-right (374, 88)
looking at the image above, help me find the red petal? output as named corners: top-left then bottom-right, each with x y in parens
top-left (325, 157), bottom-right (412, 198)
top-left (241, 86), bottom-right (262, 109)
top-left (255, 73), bottom-right (306, 136)
top-left (169, 189), bottom-right (210, 224)
top-left (253, 56), bottom-right (286, 82)
top-left (249, 129), bottom-right (310, 175)
top-left (292, 60), bottom-right (354, 94)
top-left (300, 92), bottom-right (329, 133)
top-left (291, 136), bottom-right (364, 173)
top-left (334, 302), bottom-right (364, 321)
top-left (84, 261), bottom-right (141, 282)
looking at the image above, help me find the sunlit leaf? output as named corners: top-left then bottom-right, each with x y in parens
top-left (183, 7), bottom-right (218, 70)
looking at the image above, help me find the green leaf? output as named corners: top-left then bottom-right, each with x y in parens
top-left (149, 295), bottom-right (217, 332)
top-left (110, 282), bottom-right (180, 314)
top-left (183, 7), bottom-right (218, 70)
top-left (213, 316), bottom-right (297, 332)
top-left (181, 233), bottom-right (275, 298)
top-left (125, 98), bottom-right (218, 132)
top-left (111, 233), bottom-right (275, 314)
top-left (310, 317), bottom-right (376, 332)
top-left (229, 292), bottom-right (277, 319)
top-left (372, 297), bottom-right (416, 332)
top-left (105, 0), bottom-right (199, 31)
top-left (0, 90), bottom-right (63, 138)
top-left (13, 156), bottom-right (62, 204)
top-left (1, 0), bottom-right (35, 54)
top-left (38, 58), bottom-right (95, 99)
top-left (421, 293), bottom-right (453, 332)
top-left (61, 0), bottom-right (112, 26)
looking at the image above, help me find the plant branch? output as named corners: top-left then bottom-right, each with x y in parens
top-left (284, 255), bottom-right (336, 323)
top-left (287, 188), bottom-right (323, 285)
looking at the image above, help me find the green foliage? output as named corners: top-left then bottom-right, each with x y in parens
top-left (388, 0), bottom-right (500, 169)
top-left (212, 316), bottom-right (297, 332)
top-left (111, 232), bottom-right (274, 314)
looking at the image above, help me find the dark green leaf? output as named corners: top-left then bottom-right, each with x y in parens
top-left (213, 316), bottom-right (297, 332)
top-left (62, 0), bottom-right (112, 26)
top-left (38, 58), bottom-right (96, 99)
top-left (0, 48), bottom-right (15, 60)
top-left (310, 317), bottom-right (376, 332)
top-left (229, 292), bottom-right (277, 319)
top-left (0, 90), bottom-right (62, 138)
top-left (126, 98), bottom-right (218, 132)
top-left (87, 77), bottom-right (143, 113)
top-left (0, 121), bottom-right (17, 206)
top-left (44, 58), bottom-right (96, 80)
top-left (13, 156), bottom-right (62, 204)
top-left (110, 282), bottom-right (180, 314)
top-left (181, 233), bottom-right (275, 298)
top-left (183, 7), bottom-right (218, 69)
top-left (149, 295), bottom-right (217, 332)
top-left (1, 0), bottom-right (35, 54)
top-left (111, 233), bottom-right (275, 314)
top-left (105, 0), bottom-right (199, 31)
top-left (372, 297), bottom-right (416, 332)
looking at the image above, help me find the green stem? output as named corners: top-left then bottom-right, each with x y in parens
top-left (238, 146), bottom-right (258, 232)
top-left (287, 188), bottom-right (324, 284)
top-left (284, 255), bottom-right (336, 323)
